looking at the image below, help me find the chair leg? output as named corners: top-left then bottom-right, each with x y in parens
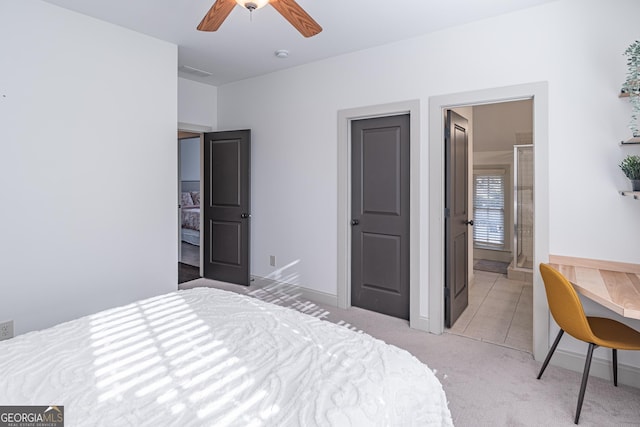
top-left (575, 343), bottom-right (596, 424)
top-left (612, 348), bottom-right (618, 387)
top-left (537, 329), bottom-right (564, 379)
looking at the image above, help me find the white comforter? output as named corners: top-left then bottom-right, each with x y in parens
top-left (0, 288), bottom-right (453, 426)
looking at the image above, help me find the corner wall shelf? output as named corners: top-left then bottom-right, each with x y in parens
top-left (620, 190), bottom-right (640, 200)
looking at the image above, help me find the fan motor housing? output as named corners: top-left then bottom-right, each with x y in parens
top-left (244, 2), bottom-right (258, 11)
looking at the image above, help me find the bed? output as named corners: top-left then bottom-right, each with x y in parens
top-left (181, 181), bottom-right (200, 246)
top-left (0, 288), bottom-right (453, 426)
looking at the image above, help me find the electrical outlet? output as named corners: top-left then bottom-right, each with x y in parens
top-left (270, 255), bottom-right (276, 267)
top-left (0, 320), bottom-right (14, 341)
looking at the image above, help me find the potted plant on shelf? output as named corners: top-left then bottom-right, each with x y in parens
top-left (623, 40), bottom-right (640, 138)
top-left (619, 154), bottom-right (640, 191)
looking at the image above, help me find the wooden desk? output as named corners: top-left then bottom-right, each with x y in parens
top-left (548, 255), bottom-right (640, 320)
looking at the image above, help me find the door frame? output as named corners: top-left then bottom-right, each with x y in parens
top-left (428, 82), bottom-right (549, 361)
top-left (337, 100), bottom-right (424, 329)
top-left (178, 124), bottom-right (211, 278)
top-left (178, 132), bottom-right (199, 267)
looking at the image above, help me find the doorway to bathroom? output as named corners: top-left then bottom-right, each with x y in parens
top-left (445, 99), bottom-right (534, 353)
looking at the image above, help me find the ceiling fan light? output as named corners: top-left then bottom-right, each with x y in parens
top-left (235, 0), bottom-right (269, 10)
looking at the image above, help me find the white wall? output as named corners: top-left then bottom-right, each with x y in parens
top-left (178, 77), bottom-right (217, 130)
top-left (216, 0), bottom-right (640, 371)
top-left (180, 138), bottom-right (200, 182)
top-left (0, 0), bottom-right (178, 335)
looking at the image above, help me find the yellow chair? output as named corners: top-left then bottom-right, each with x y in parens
top-left (537, 263), bottom-right (640, 424)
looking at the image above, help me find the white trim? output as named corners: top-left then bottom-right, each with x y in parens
top-left (178, 122), bottom-right (212, 133)
top-left (428, 82), bottom-right (549, 362)
top-left (177, 139), bottom-right (182, 265)
top-left (177, 126), bottom-right (206, 277)
top-left (412, 315), bottom-right (430, 332)
top-left (337, 100), bottom-right (423, 330)
top-left (552, 349), bottom-right (640, 389)
top-left (251, 275), bottom-right (339, 307)
top-left (199, 134), bottom-right (204, 278)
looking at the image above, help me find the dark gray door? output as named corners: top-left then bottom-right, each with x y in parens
top-left (445, 111), bottom-right (470, 327)
top-left (203, 130), bottom-right (250, 285)
top-left (351, 114), bottom-right (410, 320)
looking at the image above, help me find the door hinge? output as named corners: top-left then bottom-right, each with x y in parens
top-left (444, 208), bottom-right (450, 218)
top-left (444, 287), bottom-right (450, 301)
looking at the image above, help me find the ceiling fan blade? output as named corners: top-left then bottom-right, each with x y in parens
top-left (197, 0), bottom-right (236, 32)
top-left (270, 0), bottom-right (322, 38)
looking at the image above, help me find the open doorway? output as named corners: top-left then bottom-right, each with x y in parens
top-left (178, 131), bottom-right (202, 283)
top-left (177, 129), bottom-right (251, 286)
top-left (444, 100), bottom-right (534, 353)
top-left (428, 83), bottom-right (549, 361)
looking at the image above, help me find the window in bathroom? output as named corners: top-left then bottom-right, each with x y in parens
top-left (473, 170), bottom-right (505, 249)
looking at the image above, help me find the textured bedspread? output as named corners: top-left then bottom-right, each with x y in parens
top-left (0, 288), bottom-right (453, 426)
top-left (181, 207), bottom-right (200, 231)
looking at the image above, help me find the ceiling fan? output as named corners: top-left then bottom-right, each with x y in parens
top-left (197, 0), bottom-right (322, 38)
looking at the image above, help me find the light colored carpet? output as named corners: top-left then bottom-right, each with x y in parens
top-left (180, 278), bottom-right (640, 426)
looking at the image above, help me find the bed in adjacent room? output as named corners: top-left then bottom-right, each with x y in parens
top-left (0, 287), bottom-right (453, 426)
top-left (181, 180), bottom-right (200, 247)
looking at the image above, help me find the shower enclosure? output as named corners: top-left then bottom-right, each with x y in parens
top-left (513, 144), bottom-right (534, 270)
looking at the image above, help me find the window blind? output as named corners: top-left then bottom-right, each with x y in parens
top-left (473, 172), bottom-right (505, 248)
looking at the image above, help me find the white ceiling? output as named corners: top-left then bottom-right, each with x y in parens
top-left (42, 0), bottom-right (557, 86)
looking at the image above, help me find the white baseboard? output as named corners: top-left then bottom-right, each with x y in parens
top-left (251, 276), bottom-right (434, 332)
top-left (410, 315), bottom-right (430, 332)
top-left (551, 349), bottom-right (640, 389)
top-left (250, 275), bottom-right (338, 307)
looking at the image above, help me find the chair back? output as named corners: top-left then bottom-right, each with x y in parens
top-left (539, 263), bottom-right (595, 343)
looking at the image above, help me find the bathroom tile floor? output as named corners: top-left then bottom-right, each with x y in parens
top-left (446, 269), bottom-right (533, 353)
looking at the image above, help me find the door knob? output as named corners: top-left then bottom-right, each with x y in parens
top-left (241, 213), bottom-right (251, 219)
top-left (351, 219), bottom-right (359, 226)
top-left (465, 220), bottom-right (474, 226)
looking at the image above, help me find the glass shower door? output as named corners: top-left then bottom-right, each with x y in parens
top-left (513, 145), bottom-right (534, 270)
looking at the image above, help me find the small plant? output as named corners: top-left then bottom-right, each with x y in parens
top-left (623, 41), bottom-right (640, 137)
top-left (619, 155), bottom-right (640, 180)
